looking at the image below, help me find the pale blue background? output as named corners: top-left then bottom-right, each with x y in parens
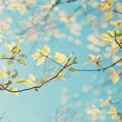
top-left (0, 0), bottom-right (122, 122)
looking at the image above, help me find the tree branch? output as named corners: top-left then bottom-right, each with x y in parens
top-left (110, 98), bottom-right (122, 105)
top-left (114, 35), bottom-right (122, 49)
top-left (76, 57), bottom-right (122, 72)
top-left (0, 57), bottom-right (15, 60)
top-left (113, 9), bottom-right (122, 15)
top-left (0, 57), bottom-right (72, 93)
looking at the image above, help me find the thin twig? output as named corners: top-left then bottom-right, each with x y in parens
top-left (1, 58), bottom-right (72, 93)
top-left (110, 98), bottom-right (122, 105)
top-left (76, 57), bottom-right (122, 72)
top-left (114, 35), bottom-right (122, 49)
top-left (113, 9), bottom-right (122, 15)
top-left (0, 57), bottom-right (15, 60)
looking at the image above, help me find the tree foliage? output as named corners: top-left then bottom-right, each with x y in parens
top-left (0, 0), bottom-right (122, 121)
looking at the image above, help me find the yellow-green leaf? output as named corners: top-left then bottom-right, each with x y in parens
top-left (17, 54), bottom-right (27, 58)
top-left (88, 54), bottom-right (95, 61)
top-left (11, 45), bottom-right (20, 56)
top-left (70, 57), bottom-right (77, 64)
top-left (68, 67), bottom-right (77, 72)
top-left (107, 30), bottom-right (114, 37)
top-left (42, 4), bottom-right (53, 9)
top-left (57, 72), bottom-right (65, 80)
top-left (17, 3), bottom-right (26, 14)
top-left (107, 106), bottom-right (117, 114)
top-left (0, 71), bottom-right (6, 79)
top-left (0, 54), bottom-right (7, 58)
top-left (99, 3), bottom-right (111, 11)
top-left (24, 79), bottom-right (33, 86)
top-left (54, 52), bottom-right (67, 64)
top-left (7, 3), bottom-right (26, 14)
top-left (100, 34), bottom-right (112, 39)
top-left (112, 113), bottom-right (120, 119)
top-left (43, 45), bottom-right (50, 54)
top-left (17, 59), bottom-right (26, 65)
top-left (37, 58), bottom-right (45, 65)
top-left (3, 66), bottom-right (10, 75)
top-left (116, 3), bottom-right (121, 10)
top-left (16, 78), bottom-right (26, 83)
top-left (7, 3), bottom-right (19, 10)
top-left (32, 53), bottom-right (42, 59)
top-left (102, 96), bottom-right (111, 106)
top-left (106, 12), bottom-right (113, 20)
top-left (112, 73), bottom-right (119, 83)
top-left (108, 67), bottom-right (115, 72)
top-left (36, 49), bottom-right (44, 56)
top-left (96, 55), bottom-right (102, 62)
top-left (5, 42), bottom-right (12, 51)
top-left (7, 60), bottom-right (13, 66)
top-left (9, 87), bottom-right (18, 96)
top-left (29, 73), bottom-right (35, 82)
top-left (110, 21), bottom-right (122, 28)
top-left (26, 5), bottom-right (31, 10)
top-left (11, 70), bottom-right (18, 79)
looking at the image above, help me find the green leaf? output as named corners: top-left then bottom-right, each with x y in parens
top-left (107, 30), bottom-right (114, 37)
top-left (36, 49), bottom-right (45, 56)
top-left (17, 54), bottom-right (27, 58)
top-left (57, 72), bottom-right (65, 80)
top-left (54, 52), bottom-right (67, 64)
top-left (16, 78), bottom-right (26, 83)
top-left (11, 70), bottom-right (18, 79)
top-left (114, 29), bottom-right (120, 36)
top-left (24, 79), bottom-right (33, 86)
top-left (106, 12), bottom-right (113, 20)
top-left (26, 5), bottom-right (32, 10)
top-left (112, 73), bottom-right (119, 83)
top-left (37, 58), bottom-right (45, 65)
top-left (88, 54), bottom-right (95, 61)
top-left (68, 67), bottom-right (77, 72)
top-left (7, 60), bottom-right (13, 66)
top-left (32, 53), bottom-right (42, 59)
top-left (17, 59), bottom-right (26, 65)
top-left (3, 66), bottom-right (10, 75)
top-left (29, 73), bottom-right (35, 82)
top-left (96, 55), bottom-right (102, 62)
top-left (9, 87), bottom-right (18, 96)
top-left (43, 45), bottom-right (50, 54)
top-left (100, 34), bottom-right (112, 39)
top-left (0, 54), bottom-right (7, 58)
top-left (67, 57), bottom-right (77, 66)
top-left (0, 71), bottom-right (6, 79)
top-left (5, 42), bottom-right (12, 51)
top-left (11, 45), bottom-right (20, 56)
top-left (116, 3), bottom-right (121, 10)
top-left (72, 57), bottom-right (77, 64)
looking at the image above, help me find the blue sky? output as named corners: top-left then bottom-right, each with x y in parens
top-left (0, 0), bottom-right (122, 122)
